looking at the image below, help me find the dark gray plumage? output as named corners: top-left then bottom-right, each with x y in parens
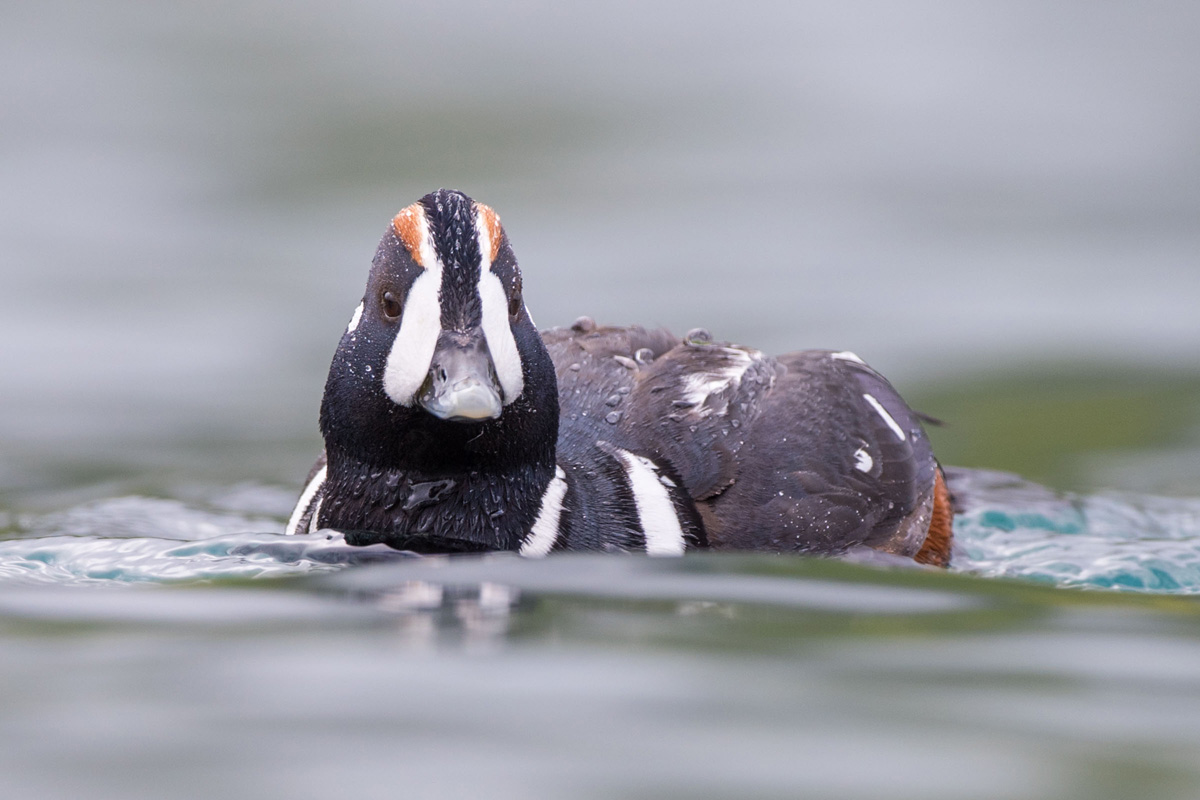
top-left (287, 189), bottom-right (952, 564)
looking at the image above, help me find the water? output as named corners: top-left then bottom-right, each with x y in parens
top-left (2, 472), bottom-right (1200, 798)
top-left (3, 493), bottom-right (1200, 799)
top-left (5, 1), bottom-right (1200, 797)
top-left (4, 470), bottom-right (1200, 593)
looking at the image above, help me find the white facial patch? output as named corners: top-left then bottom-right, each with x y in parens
top-left (521, 466), bottom-right (568, 557)
top-left (382, 211), bottom-right (444, 406)
top-left (611, 449), bottom-right (687, 556)
top-left (476, 211), bottom-right (524, 404)
top-left (346, 302), bottom-right (364, 334)
top-left (477, 271), bottom-right (524, 404)
top-left (853, 447), bottom-right (874, 473)
top-left (863, 393), bottom-right (907, 442)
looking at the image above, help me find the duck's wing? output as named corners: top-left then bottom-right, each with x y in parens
top-left (615, 336), bottom-right (781, 500)
top-left (543, 322), bottom-right (777, 502)
top-left (700, 349), bottom-right (939, 556)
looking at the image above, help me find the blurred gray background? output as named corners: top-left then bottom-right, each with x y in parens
top-left (2, 0), bottom-right (1198, 493)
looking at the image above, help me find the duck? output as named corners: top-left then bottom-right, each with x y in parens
top-left (285, 189), bottom-right (954, 566)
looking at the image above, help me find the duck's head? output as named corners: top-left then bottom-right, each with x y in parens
top-left (319, 189), bottom-right (556, 467)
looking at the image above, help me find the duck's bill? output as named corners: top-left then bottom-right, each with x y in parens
top-left (418, 328), bottom-right (504, 422)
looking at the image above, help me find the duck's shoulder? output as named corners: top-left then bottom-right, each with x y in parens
top-left (541, 319), bottom-right (681, 454)
top-left (542, 318), bottom-right (680, 387)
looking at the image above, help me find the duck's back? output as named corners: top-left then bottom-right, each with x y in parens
top-left (542, 322), bottom-right (949, 562)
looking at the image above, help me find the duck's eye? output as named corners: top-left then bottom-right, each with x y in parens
top-left (382, 291), bottom-right (403, 320)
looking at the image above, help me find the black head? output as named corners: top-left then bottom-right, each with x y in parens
top-left (319, 189), bottom-right (558, 473)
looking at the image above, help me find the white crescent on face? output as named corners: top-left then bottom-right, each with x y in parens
top-left (382, 205), bottom-right (445, 406)
top-left (475, 206), bottom-right (524, 405)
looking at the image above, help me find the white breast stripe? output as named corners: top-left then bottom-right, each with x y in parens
top-left (346, 301), bottom-right (364, 334)
top-left (307, 498), bottom-right (323, 534)
top-left (863, 393), bottom-right (907, 442)
top-left (285, 465), bottom-right (327, 536)
top-left (612, 449), bottom-right (687, 556)
top-left (521, 466), bottom-right (568, 557)
top-left (476, 214), bottom-right (524, 405)
top-left (383, 211), bottom-right (444, 406)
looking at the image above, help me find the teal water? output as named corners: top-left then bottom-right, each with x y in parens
top-left (949, 470), bottom-right (1200, 593)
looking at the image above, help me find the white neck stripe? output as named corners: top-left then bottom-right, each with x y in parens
top-left (612, 449), bottom-right (687, 556)
top-left (521, 466), bottom-right (568, 557)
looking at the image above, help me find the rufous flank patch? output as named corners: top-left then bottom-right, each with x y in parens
top-left (915, 468), bottom-right (954, 567)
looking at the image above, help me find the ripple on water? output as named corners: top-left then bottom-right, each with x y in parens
top-left (1, 471), bottom-right (1200, 593)
top-left (949, 468), bottom-right (1200, 592)
top-left (0, 495), bottom-right (409, 585)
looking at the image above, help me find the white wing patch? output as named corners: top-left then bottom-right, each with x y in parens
top-left (611, 449), bottom-right (687, 556)
top-left (521, 466), bottom-right (568, 557)
top-left (679, 348), bottom-right (756, 418)
top-left (863, 393), bottom-right (907, 442)
top-left (285, 465), bottom-right (326, 536)
top-left (831, 351), bottom-right (865, 364)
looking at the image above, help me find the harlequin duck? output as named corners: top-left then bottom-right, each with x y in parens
top-left (286, 189), bottom-right (954, 566)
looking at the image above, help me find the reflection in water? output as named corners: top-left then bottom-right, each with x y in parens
top-left (371, 580), bottom-right (520, 649)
